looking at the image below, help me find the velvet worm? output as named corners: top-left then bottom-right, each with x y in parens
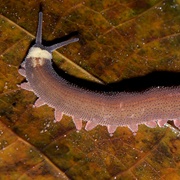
top-left (18, 12), bottom-right (180, 135)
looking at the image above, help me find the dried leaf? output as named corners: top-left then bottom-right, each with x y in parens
top-left (0, 0), bottom-right (180, 179)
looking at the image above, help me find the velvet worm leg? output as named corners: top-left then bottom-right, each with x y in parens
top-left (18, 11), bottom-right (180, 136)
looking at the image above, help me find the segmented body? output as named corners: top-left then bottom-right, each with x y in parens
top-left (24, 53), bottom-right (180, 133)
top-left (18, 12), bottom-right (180, 134)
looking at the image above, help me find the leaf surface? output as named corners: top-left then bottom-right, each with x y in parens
top-left (0, 0), bottom-right (180, 179)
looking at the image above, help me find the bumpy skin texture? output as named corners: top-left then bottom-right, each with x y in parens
top-left (25, 57), bottom-right (180, 130)
top-left (19, 12), bottom-right (180, 134)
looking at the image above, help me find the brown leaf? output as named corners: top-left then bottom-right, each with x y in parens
top-left (0, 0), bottom-right (180, 179)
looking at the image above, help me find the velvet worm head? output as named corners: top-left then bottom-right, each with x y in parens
top-left (24, 12), bottom-right (78, 68)
top-left (28, 12), bottom-right (79, 59)
top-left (18, 12), bottom-right (180, 136)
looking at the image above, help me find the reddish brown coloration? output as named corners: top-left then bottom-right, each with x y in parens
top-left (18, 12), bottom-right (180, 135)
top-left (20, 57), bottom-right (180, 134)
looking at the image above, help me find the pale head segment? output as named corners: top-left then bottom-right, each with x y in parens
top-left (26, 47), bottom-right (52, 59)
top-left (26, 12), bottom-right (79, 66)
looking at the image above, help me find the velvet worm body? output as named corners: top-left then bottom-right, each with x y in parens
top-left (18, 12), bottom-right (180, 135)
